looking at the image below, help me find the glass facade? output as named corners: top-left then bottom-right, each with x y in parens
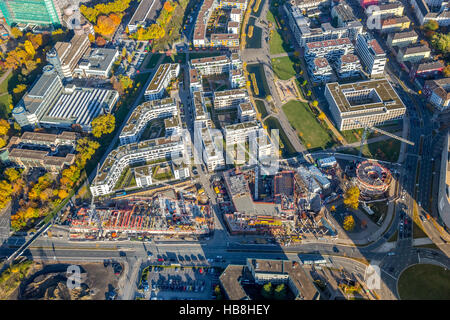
top-left (0, 0), bottom-right (61, 26)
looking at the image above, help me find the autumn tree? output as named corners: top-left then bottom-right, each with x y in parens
top-left (118, 75), bottom-right (133, 91)
top-left (76, 137), bottom-right (100, 167)
top-left (343, 186), bottom-right (360, 210)
top-left (4, 168), bottom-right (20, 183)
top-left (11, 27), bottom-right (23, 39)
top-left (91, 114), bottom-right (115, 138)
top-left (163, 1), bottom-right (175, 13)
top-left (0, 137), bottom-right (6, 149)
top-left (96, 36), bottom-right (107, 46)
top-left (261, 282), bottom-right (273, 299)
top-left (13, 84), bottom-right (27, 95)
top-left (423, 19), bottom-right (439, 31)
top-left (0, 119), bottom-right (10, 135)
top-left (23, 40), bottom-right (36, 56)
top-left (444, 65), bottom-right (450, 77)
top-left (431, 33), bottom-right (450, 54)
top-left (0, 179), bottom-right (13, 210)
top-left (343, 214), bottom-right (355, 231)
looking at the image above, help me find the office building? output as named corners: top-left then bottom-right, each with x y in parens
top-left (325, 79), bottom-right (406, 130)
top-left (74, 48), bottom-right (119, 78)
top-left (356, 34), bottom-right (386, 78)
top-left (46, 34), bottom-right (90, 80)
top-left (246, 259), bottom-right (320, 300)
top-left (144, 63), bottom-right (180, 101)
top-left (0, 0), bottom-right (63, 27)
top-left (127, 0), bottom-right (155, 33)
top-left (12, 67), bottom-right (119, 131)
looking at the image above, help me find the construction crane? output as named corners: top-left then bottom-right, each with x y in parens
top-left (353, 120), bottom-right (414, 158)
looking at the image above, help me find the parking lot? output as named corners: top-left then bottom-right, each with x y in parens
top-left (139, 265), bottom-right (220, 300)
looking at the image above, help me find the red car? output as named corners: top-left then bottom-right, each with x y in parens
top-left (157, 258), bottom-right (164, 262)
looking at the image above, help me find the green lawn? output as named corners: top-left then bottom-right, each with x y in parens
top-left (282, 101), bottom-right (334, 150)
top-left (254, 99), bottom-right (268, 118)
top-left (264, 116), bottom-right (297, 158)
top-left (398, 264), bottom-right (450, 300)
top-left (339, 138), bottom-right (401, 163)
top-left (266, 9), bottom-right (276, 24)
top-left (269, 29), bottom-right (286, 55)
top-left (271, 56), bottom-right (296, 80)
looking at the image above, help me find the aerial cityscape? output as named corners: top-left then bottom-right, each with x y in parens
top-left (0, 0), bottom-right (448, 304)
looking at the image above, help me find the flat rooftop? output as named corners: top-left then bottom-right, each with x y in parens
top-left (326, 79), bottom-right (406, 113)
top-left (219, 265), bottom-right (248, 300)
top-left (128, 0), bottom-right (154, 26)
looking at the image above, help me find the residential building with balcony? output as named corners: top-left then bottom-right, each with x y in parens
top-left (144, 63), bottom-right (180, 101)
top-left (356, 33), bottom-right (386, 78)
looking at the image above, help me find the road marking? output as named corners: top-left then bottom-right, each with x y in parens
top-left (381, 269), bottom-right (398, 280)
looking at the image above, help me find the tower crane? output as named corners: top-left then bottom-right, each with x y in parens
top-left (352, 120), bottom-right (414, 158)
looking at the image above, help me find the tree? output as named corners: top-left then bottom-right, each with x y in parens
top-left (214, 285), bottom-right (222, 300)
top-left (274, 283), bottom-right (286, 300)
top-left (11, 27), bottom-right (23, 39)
top-left (343, 186), bottom-right (360, 210)
top-left (312, 100), bottom-right (319, 107)
top-left (91, 114), bottom-right (115, 138)
top-left (0, 119), bottom-right (10, 135)
top-left (88, 33), bottom-right (95, 42)
top-left (96, 36), bottom-right (107, 46)
top-left (318, 112), bottom-right (326, 120)
top-left (23, 40), bottom-right (36, 56)
top-left (13, 84), bottom-right (27, 95)
top-left (261, 282), bottom-right (272, 299)
top-left (423, 20), bottom-right (439, 31)
top-left (0, 137), bottom-right (6, 149)
top-left (118, 75), bottom-right (133, 90)
top-left (58, 189), bottom-right (69, 200)
top-left (76, 137), bottom-right (100, 167)
top-left (4, 168), bottom-right (20, 183)
top-left (444, 65), bottom-right (450, 77)
top-left (431, 33), bottom-right (450, 54)
top-left (163, 1), bottom-right (175, 12)
top-left (343, 214), bottom-right (355, 231)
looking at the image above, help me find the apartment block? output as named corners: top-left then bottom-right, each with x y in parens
top-left (409, 61), bottom-right (445, 79)
top-left (238, 102), bottom-right (256, 122)
top-left (423, 78), bottom-right (450, 111)
top-left (308, 57), bottom-right (333, 83)
top-left (411, 0), bottom-right (450, 26)
top-left (380, 16), bottom-right (410, 33)
top-left (386, 30), bottom-right (418, 48)
top-left (190, 55), bottom-right (230, 76)
top-left (397, 45), bottom-right (431, 64)
top-left (333, 54), bottom-right (362, 79)
top-left (284, 3), bottom-right (362, 48)
top-left (200, 127), bottom-right (225, 172)
top-left (325, 79), bottom-right (406, 130)
top-left (356, 34), bottom-right (386, 78)
top-left (193, 91), bottom-right (212, 127)
top-left (145, 63), bottom-right (180, 101)
top-left (229, 68), bottom-right (245, 88)
top-left (90, 136), bottom-right (187, 196)
top-left (364, 1), bottom-right (404, 18)
top-left (210, 33), bottom-right (240, 48)
top-left (8, 149), bottom-right (75, 172)
top-left (119, 98), bottom-right (178, 145)
top-left (305, 38), bottom-right (353, 59)
top-left (213, 89), bottom-right (248, 110)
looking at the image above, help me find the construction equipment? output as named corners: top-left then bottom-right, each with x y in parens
top-left (353, 120), bottom-right (415, 158)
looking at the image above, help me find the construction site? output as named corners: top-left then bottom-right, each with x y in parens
top-left (68, 191), bottom-right (213, 240)
top-left (220, 165), bottom-right (338, 245)
top-left (355, 161), bottom-right (392, 197)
